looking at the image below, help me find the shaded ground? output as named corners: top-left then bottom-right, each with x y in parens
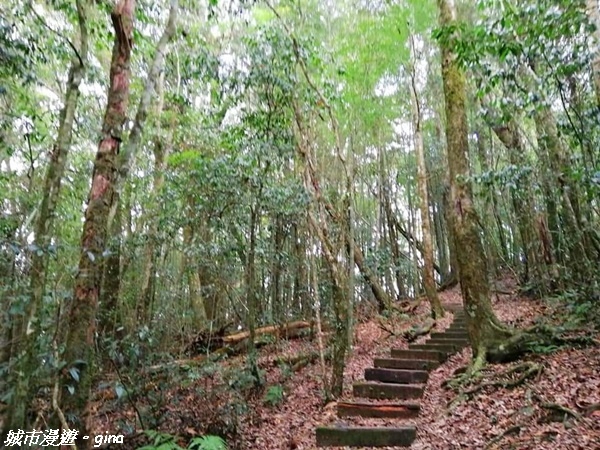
top-left (95, 280), bottom-right (600, 449)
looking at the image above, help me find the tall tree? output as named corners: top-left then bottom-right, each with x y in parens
top-left (60, 0), bottom-right (137, 443)
top-left (409, 33), bottom-right (444, 319)
top-left (436, 0), bottom-right (512, 370)
top-left (5, 0), bottom-right (90, 434)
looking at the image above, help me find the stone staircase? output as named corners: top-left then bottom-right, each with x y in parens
top-left (316, 307), bottom-right (468, 447)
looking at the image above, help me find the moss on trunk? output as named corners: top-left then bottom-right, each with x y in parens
top-left (436, 0), bottom-right (516, 364)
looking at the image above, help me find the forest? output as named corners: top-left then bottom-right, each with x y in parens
top-left (1, 0), bottom-right (599, 448)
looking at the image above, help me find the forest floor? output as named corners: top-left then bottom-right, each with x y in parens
top-left (96, 277), bottom-right (600, 450)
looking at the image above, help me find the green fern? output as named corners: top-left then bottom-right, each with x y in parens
top-left (138, 432), bottom-right (226, 450)
top-left (263, 384), bottom-right (284, 406)
top-left (138, 430), bottom-right (184, 450)
top-left (189, 435), bottom-right (227, 450)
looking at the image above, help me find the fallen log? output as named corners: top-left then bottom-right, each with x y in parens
top-left (149, 323), bottom-right (315, 373)
top-left (184, 322), bottom-right (233, 355)
top-left (223, 320), bottom-right (311, 344)
top-left (185, 320), bottom-right (312, 356)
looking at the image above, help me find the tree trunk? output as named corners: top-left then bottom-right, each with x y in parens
top-left (407, 185), bottom-right (421, 296)
top-left (60, 1), bottom-right (136, 443)
top-left (4, 0), bottom-right (90, 435)
top-left (533, 105), bottom-right (595, 283)
top-left (245, 205), bottom-right (262, 384)
top-left (437, 0), bottom-right (513, 368)
top-left (270, 213), bottom-right (284, 323)
top-left (293, 100), bottom-right (348, 398)
top-left (382, 184), bottom-right (406, 299)
top-left (586, 0), bottom-right (600, 107)
top-left (138, 135), bottom-right (171, 321)
top-left (99, 197), bottom-right (122, 334)
top-left (293, 221), bottom-right (310, 319)
top-left (183, 224), bottom-right (207, 325)
top-left (473, 127), bottom-right (502, 276)
top-left (432, 194), bottom-right (450, 281)
top-left (492, 121), bottom-right (551, 293)
top-left (409, 38), bottom-right (444, 319)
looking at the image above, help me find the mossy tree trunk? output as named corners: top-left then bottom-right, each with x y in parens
top-left (60, 1), bottom-right (136, 444)
top-left (436, 0), bottom-right (514, 368)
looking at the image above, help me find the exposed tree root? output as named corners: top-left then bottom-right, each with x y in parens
top-left (583, 403), bottom-right (600, 416)
top-left (486, 325), bottom-right (595, 364)
top-left (448, 323), bottom-right (594, 392)
top-left (403, 318), bottom-right (436, 342)
top-left (376, 319), bottom-right (399, 338)
top-left (448, 362), bottom-right (542, 409)
top-left (531, 392), bottom-right (582, 421)
top-left (484, 424), bottom-right (523, 449)
top-left (540, 401), bottom-right (581, 420)
top-left (397, 297), bottom-right (424, 313)
top-left (465, 362), bottom-right (542, 395)
top-left (481, 393), bottom-right (590, 449)
top-left (446, 350), bottom-right (486, 389)
top-left (377, 315), bottom-right (436, 342)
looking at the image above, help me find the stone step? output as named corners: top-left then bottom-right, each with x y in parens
top-left (444, 305), bottom-right (463, 313)
top-left (316, 426), bottom-right (416, 447)
top-left (446, 326), bottom-right (467, 332)
top-left (374, 357), bottom-right (439, 371)
top-left (409, 343), bottom-right (460, 353)
top-left (390, 348), bottom-right (446, 362)
top-left (427, 338), bottom-right (468, 346)
top-left (430, 331), bottom-right (468, 339)
top-left (337, 401), bottom-right (420, 419)
top-left (353, 382), bottom-right (424, 400)
top-left (364, 367), bottom-right (429, 384)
